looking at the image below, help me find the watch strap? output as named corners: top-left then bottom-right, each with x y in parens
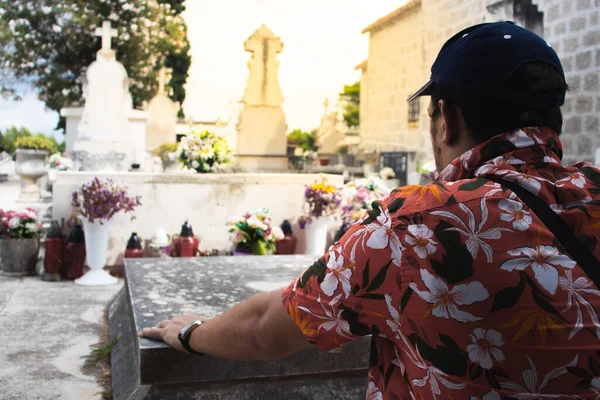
top-left (177, 320), bottom-right (205, 356)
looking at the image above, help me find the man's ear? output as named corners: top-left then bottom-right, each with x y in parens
top-left (438, 99), bottom-right (463, 146)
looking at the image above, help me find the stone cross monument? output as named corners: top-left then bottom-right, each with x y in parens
top-left (236, 24), bottom-right (288, 171)
top-left (145, 67), bottom-right (179, 151)
top-left (72, 20), bottom-right (137, 171)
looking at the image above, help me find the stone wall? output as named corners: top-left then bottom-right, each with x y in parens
top-left (359, 0), bottom-right (600, 167)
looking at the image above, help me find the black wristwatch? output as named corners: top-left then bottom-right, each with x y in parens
top-left (177, 320), bottom-right (205, 355)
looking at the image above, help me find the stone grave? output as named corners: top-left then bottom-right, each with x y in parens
top-left (109, 256), bottom-right (369, 399)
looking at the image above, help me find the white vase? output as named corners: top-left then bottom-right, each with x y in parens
top-left (75, 219), bottom-right (118, 286)
top-left (305, 218), bottom-right (329, 255)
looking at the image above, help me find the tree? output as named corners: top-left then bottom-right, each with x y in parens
top-left (0, 0), bottom-right (191, 129)
top-left (288, 129), bottom-right (319, 153)
top-left (0, 126), bottom-right (65, 157)
top-left (339, 81), bottom-right (360, 128)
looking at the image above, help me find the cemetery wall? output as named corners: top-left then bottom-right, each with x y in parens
top-left (359, 0), bottom-right (600, 166)
top-left (52, 172), bottom-right (344, 266)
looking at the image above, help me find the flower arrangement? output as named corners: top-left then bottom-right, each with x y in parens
top-left (339, 178), bottom-right (390, 229)
top-left (227, 209), bottom-right (284, 255)
top-left (176, 130), bottom-right (232, 173)
top-left (298, 177), bottom-right (342, 228)
top-left (379, 167), bottom-right (396, 180)
top-left (49, 153), bottom-right (73, 171)
top-left (71, 177), bottom-right (141, 223)
top-left (0, 208), bottom-right (41, 238)
top-left (417, 161), bottom-right (437, 184)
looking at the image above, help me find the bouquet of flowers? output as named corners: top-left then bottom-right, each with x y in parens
top-left (49, 153), bottom-right (73, 171)
top-left (339, 178), bottom-right (390, 229)
top-left (298, 177), bottom-right (342, 228)
top-left (227, 209), bottom-right (284, 255)
top-left (379, 167), bottom-right (396, 180)
top-left (71, 177), bottom-right (141, 223)
top-left (0, 208), bottom-right (41, 238)
top-left (176, 130), bottom-right (232, 173)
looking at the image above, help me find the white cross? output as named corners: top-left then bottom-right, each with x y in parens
top-left (94, 21), bottom-right (118, 51)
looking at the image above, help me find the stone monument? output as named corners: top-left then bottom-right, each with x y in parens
top-left (145, 68), bottom-right (179, 152)
top-left (67, 21), bottom-right (147, 171)
top-left (236, 24), bottom-right (288, 171)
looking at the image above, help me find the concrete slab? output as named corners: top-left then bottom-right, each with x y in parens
top-left (110, 256), bottom-right (370, 399)
top-left (0, 276), bottom-right (122, 400)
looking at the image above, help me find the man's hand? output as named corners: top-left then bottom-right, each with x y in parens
top-left (138, 312), bottom-right (205, 354)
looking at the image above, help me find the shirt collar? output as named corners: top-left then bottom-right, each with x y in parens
top-left (437, 127), bottom-right (563, 182)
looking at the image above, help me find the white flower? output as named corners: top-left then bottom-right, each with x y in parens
top-left (246, 215), bottom-right (262, 229)
top-left (298, 294), bottom-right (353, 341)
top-left (191, 160), bottom-right (199, 169)
top-left (501, 245), bottom-right (577, 295)
top-left (496, 170), bottom-right (547, 196)
top-left (271, 227), bottom-right (285, 241)
top-left (412, 361), bottom-right (466, 399)
top-left (431, 198), bottom-right (509, 263)
top-left (409, 269), bottom-right (489, 322)
top-left (8, 217), bottom-right (20, 229)
top-left (498, 199), bottom-right (532, 231)
top-left (366, 207), bottom-right (404, 266)
top-left (559, 270), bottom-right (600, 340)
top-left (366, 381), bottom-right (383, 400)
top-left (405, 225), bottom-right (437, 259)
top-left (321, 250), bottom-right (352, 298)
top-left (557, 172), bottom-right (586, 189)
top-left (200, 145), bottom-right (214, 160)
top-left (506, 129), bottom-right (535, 148)
top-left (466, 328), bottom-right (505, 369)
top-left (500, 355), bottom-right (579, 399)
top-left (474, 155), bottom-right (525, 177)
top-left (25, 223), bottom-right (40, 233)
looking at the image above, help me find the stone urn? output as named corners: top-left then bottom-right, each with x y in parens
top-left (0, 238), bottom-right (40, 277)
top-left (15, 149), bottom-right (49, 202)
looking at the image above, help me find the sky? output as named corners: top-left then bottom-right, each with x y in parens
top-left (0, 0), bottom-right (408, 141)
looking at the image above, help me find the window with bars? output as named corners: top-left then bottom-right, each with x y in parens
top-left (408, 99), bottom-right (420, 123)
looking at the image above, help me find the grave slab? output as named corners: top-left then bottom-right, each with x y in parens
top-left (110, 256), bottom-right (370, 400)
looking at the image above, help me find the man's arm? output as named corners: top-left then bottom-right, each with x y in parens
top-left (139, 289), bottom-right (309, 361)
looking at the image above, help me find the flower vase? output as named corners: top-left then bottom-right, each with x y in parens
top-left (305, 218), bottom-right (329, 255)
top-left (233, 245), bottom-right (252, 256)
top-left (75, 219), bottom-right (118, 286)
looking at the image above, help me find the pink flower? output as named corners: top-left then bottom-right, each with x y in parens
top-left (232, 230), bottom-right (245, 244)
top-left (356, 187), bottom-right (371, 201)
top-left (272, 227), bottom-right (285, 241)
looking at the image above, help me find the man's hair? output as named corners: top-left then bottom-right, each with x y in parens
top-left (430, 62), bottom-right (568, 142)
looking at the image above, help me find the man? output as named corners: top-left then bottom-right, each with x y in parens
top-left (140, 22), bottom-right (600, 398)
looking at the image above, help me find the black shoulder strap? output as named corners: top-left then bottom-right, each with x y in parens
top-left (487, 175), bottom-right (600, 288)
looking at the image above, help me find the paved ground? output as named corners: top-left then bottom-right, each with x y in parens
top-left (0, 276), bottom-right (123, 400)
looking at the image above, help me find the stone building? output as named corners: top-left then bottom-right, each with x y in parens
top-left (358, 0), bottom-right (600, 167)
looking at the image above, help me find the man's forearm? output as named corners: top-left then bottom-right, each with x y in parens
top-left (188, 289), bottom-right (308, 360)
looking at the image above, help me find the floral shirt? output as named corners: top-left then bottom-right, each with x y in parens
top-left (283, 127), bottom-right (600, 399)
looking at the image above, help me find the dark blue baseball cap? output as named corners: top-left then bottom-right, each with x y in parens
top-left (407, 21), bottom-right (566, 109)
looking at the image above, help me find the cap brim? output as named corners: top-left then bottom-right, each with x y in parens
top-left (406, 80), bottom-right (433, 103)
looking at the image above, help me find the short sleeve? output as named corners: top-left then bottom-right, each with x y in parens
top-left (282, 202), bottom-right (400, 352)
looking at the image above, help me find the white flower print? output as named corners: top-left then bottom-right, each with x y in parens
top-left (559, 270), bottom-right (600, 340)
top-left (320, 250), bottom-right (352, 298)
top-left (460, 149), bottom-right (474, 171)
top-left (366, 381), bottom-right (383, 400)
top-left (466, 328), bottom-right (505, 369)
top-left (384, 294), bottom-right (423, 375)
top-left (366, 207), bottom-right (404, 266)
top-left (431, 198), bottom-right (509, 263)
top-left (409, 269), bottom-right (489, 322)
top-left (592, 377), bottom-right (600, 399)
top-left (500, 245), bottom-right (577, 295)
top-left (556, 172), bottom-right (586, 189)
top-left (405, 224), bottom-right (438, 259)
top-left (500, 355), bottom-right (579, 399)
top-left (411, 345), bottom-right (466, 399)
top-left (498, 199), bottom-right (532, 231)
top-left (438, 164), bottom-right (458, 181)
top-left (550, 196), bottom-right (593, 214)
top-left (474, 155), bottom-right (525, 177)
top-left (298, 294), bottom-right (353, 341)
top-left (496, 170), bottom-right (547, 196)
top-left (506, 129), bottom-right (535, 148)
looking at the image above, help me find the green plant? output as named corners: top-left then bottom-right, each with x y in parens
top-left (336, 145), bottom-right (349, 154)
top-left (14, 136), bottom-right (58, 154)
top-left (82, 338), bottom-right (119, 363)
top-left (339, 81), bottom-right (360, 128)
top-left (153, 142), bottom-right (179, 158)
top-left (288, 129), bottom-right (319, 153)
top-left (0, 126), bottom-right (31, 155)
